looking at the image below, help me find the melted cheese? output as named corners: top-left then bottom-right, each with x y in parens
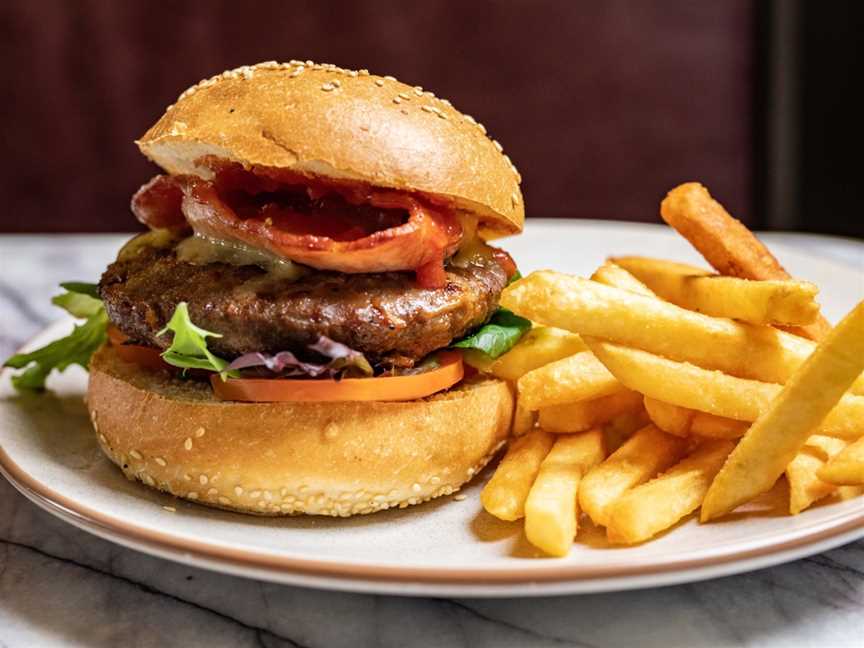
top-left (176, 234), bottom-right (307, 281)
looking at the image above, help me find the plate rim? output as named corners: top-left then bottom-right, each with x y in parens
top-left (2, 439), bottom-right (864, 585)
top-left (2, 223), bottom-right (863, 593)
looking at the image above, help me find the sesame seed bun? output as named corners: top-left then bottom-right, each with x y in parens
top-left (87, 344), bottom-right (513, 517)
top-left (137, 61), bottom-right (524, 238)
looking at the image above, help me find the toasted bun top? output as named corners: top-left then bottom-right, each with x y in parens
top-left (137, 61), bottom-right (524, 238)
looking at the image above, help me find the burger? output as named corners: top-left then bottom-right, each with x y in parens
top-left (4, 61), bottom-right (527, 517)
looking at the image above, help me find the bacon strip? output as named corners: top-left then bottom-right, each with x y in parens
top-left (181, 179), bottom-right (461, 280)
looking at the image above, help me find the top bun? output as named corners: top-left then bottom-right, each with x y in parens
top-left (137, 61), bottom-right (524, 237)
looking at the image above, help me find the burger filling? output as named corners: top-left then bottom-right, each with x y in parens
top-left (5, 160), bottom-right (528, 397)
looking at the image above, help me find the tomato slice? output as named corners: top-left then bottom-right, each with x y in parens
top-left (108, 326), bottom-right (464, 402)
top-left (211, 352), bottom-right (464, 402)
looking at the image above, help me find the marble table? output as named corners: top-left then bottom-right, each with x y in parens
top-left (1, 232), bottom-right (862, 648)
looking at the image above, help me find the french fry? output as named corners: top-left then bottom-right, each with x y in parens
top-left (643, 397), bottom-right (693, 437)
top-left (578, 424), bottom-right (687, 526)
top-left (501, 272), bottom-right (864, 394)
top-left (607, 439), bottom-right (735, 544)
top-left (817, 436), bottom-right (864, 486)
top-left (524, 429), bottom-right (605, 556)
top-left (701, 301), bottom-right (864, 521)
top-left (481, 430), bottom-right (555, 521)
top-left (786, 436), bottom-right (848, 514)
top-left (659, 182), bottom-right (832, 340)
top-left (787, 442), bottom-right (847, 515)
top-left (602, 407), bottom-right (651, 454)
top-left (612, 256), bottom-right (819, 326)
top-left (466, 326), bottom-right (587, 381)
top-left (690, 412), bottom-right (749, 439)
top-left (591, 261), bottom-right (656, 297)
top-left (586, 339), bottom-right (864, 439)
top-left (538, 389), bottom-right (644, 434)
top-left (517, 350), bottom-right (624, 410)
top-left (511, 401), bottom-right (536, 437)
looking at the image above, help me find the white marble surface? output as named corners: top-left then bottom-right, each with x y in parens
top-left (1, 231), bottom-right (863, 648)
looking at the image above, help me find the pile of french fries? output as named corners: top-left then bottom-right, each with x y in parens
top-left (477, 182), bottom-right (864, 556)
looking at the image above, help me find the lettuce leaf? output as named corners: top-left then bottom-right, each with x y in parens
top-left (4, 283), bottom-right (108, 391)
top-left (452, 308), bottom-right (531, 360)
top-left (156, 302), bottom-right (231, 375)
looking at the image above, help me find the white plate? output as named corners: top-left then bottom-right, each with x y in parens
top-left (1, 221), bottom-right (863, 597)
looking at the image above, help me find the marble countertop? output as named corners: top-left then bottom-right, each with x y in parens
top-left (1, 231), bottom-right (863, 648)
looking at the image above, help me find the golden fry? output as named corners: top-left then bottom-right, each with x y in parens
top-left (690, 412), bottom-right (749, 439)
top-left (578, 424), bottom-right (687, 526)
top-left (643, 397), bottom-right (693, 437)
top-left (472, 326), bottom-right (586, 381)
top-left (817, 436), bottom-right (864, 486)
top-left (587, 339), bottom-right (864, 439)
top-left (538, 390), bottom-right (644, 434)
top-left (518, 350), bottom-right (623, 410)
top-left (607, 439), bottom-right (735, 544)
top-left (659, 182), bottom-right (831, 340)
top-left (524, 429), bottom-right (605, 556)
top-left (612, 256), bottom-right (819, 326)
top-left (591, 261), bottom-right (656, 297)
top-left (511, 400), bottom-right (536, 437)
top-left (501, 271), bottom-right (864, 394)
top-left (481, 430), bottom-right (555, 521)
top-left (701, 301), bottom-right (864, 521)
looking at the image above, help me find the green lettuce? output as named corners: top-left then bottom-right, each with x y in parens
top-left (157, 302), bottom-right (232, 375)
top-left (4, 283), bottom-right (108, 391)
top-left (452, 307), bottom-right (531, 360)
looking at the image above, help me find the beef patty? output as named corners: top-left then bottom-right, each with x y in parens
top-left (99, 239), bottom-right (507, 366)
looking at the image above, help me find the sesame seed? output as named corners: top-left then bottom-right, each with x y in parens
top-left (142, 474), bottom-right (155, 487)
top-left (437, 112), bottom-right (448, 120)
top-left (263, 491), bottom-right (273, 501)
top-left (467, 467), bottom-right (476, 476)
top-left (321, 82), bottom-right (335, 92)
top-left (441, 98), bottom-right (452, 107)
top-left (299, 485), bottom-right (309, 494)
top-left (398, 92), bottom-right (411, 100)
top-left (235, 486), bottom-right (244, 496)
top-left (454, 494), bottom-right (467, 501)
top-left (392, 97), bottom-right (402, 104)
top-left (195, 427), bottom-right (206, 438)
top-left (218, 496), bottom-right (232, 505)
top-left (98, 433), bottom-right (107, 444)
top-left (511, 194), bottom-right (520, 207)
top-left (492, 140), bottom-right (503, 152)
top-left (130, 450), bottom-right (143, 460)
top-left (162, 505), bottom-right (176, 512)
top-left (290, 69), bottom-right (304, 78)
top-left (155, 457), bottom-right (167, 467)
top-left (257, 501), bottom-right (267, 509)
top-left (199, 475), bottom-right (208, 485)
top-left (187, 491), bottom-right (199, 500)
top-left (464, 114), bottom-right (477, 124)
top-left (412, 483), bottom-right (422, 493)
top-left (421, 105), bottom-right (436, 114)
top-left (184, 438), bottom-right (193, 451)
top-left (413, 86), bottom-right (423, 95)
top-left (332, 79), bottom-right (341, 87)
top-left (183, 473), bottom-right (191, 481)
top-left (359, 69), bottom-right (370, 76)
top-left (477, 123), bottom-right (487, 134)
top-left (374, 79), bottom-right (385, 87)
top-left (250, 490), bottom-right (261, 499)
top-left (431, 476), bottom-right (441, 484)
top-left (384, 75), bottom-right (396, 82)
top-left (207, 488), bottom-right (218, 496)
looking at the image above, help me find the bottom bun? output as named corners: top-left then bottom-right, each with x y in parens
top-left (87, 344), bottom-right (513, 516)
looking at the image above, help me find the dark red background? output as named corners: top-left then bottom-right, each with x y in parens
top-left (2, 1), bottom-right (755, 232)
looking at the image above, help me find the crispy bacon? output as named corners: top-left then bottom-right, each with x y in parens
top-left (131, 175), bottom-right (187, 231)
top-left (181, 179), bottom-right (461, 280)
top-left (131, 167), bottom-right (463, 287)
